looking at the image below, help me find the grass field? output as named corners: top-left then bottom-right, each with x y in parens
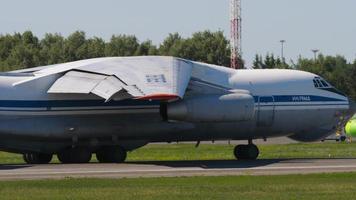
top-left (0, 173), bottom-right (356, 200)
top-left (1, 142), bottom-right (356, 199)
top-left (1, 142), bottom-right (356, 164)
top-left (129, 142), bottom-right (356, 161)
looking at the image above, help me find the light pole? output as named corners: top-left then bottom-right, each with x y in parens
top-left (280, 40), bottom-right (286, 61)
top-left (312, 49), bottom-right (319, 61)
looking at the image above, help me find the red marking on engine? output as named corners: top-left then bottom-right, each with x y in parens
top-left (137, 94), bottom-right (179, 101)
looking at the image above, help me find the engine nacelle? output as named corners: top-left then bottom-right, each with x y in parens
top-left (161, 93), bottom-right (255, 122)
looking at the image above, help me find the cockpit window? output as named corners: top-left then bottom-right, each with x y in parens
top-left (313, 77), bottom-right (346, 96)
top-left (320, 80), bottom-right (329, 87)
top-left (313, 77), bottom-right (331, 88)
top-left (313, 80), bottom-right (318, 87)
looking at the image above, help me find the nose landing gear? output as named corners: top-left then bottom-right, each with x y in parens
top-left (234, 142), bottom-right (259, 160)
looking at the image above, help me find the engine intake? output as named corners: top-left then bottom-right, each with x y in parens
top-left (161, 93), bottom-right (255, 122)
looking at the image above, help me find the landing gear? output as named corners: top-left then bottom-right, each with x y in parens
top-left (96, 146), bottom-right (127, 163)
top-left (23, 153), bottom-right (53, 164)
top-left (234, 144), bottom-right (259, 160)
top-left (57, 147), bottom-right (92, 164)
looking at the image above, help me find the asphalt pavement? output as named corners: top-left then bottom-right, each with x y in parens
top-left (1, 158), bottom-right (356, 180)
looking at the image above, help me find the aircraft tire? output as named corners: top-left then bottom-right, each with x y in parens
top-left (23, 153), bottom-right (53, 164)
top-left (57, 147), bottom-right (92, 164)
top-left (234, 144), bottom-right (259, 160)
top-left (96, 146), bottom-right (127, 163)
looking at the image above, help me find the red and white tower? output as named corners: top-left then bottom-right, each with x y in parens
top-left (230, 0), bottom-right (242, 69)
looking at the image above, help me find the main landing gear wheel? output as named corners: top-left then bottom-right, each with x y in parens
top-left (96, 146), bottom-right (127, 163)
top-left (23, 153), bottom-right (53, 164)
top-left (234, 144), bottom-right (259, 160)
top-left (57, 147), bottom-right (92, 164)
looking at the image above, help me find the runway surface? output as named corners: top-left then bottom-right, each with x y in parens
top-left (1, 159), bottom-right (356, 180)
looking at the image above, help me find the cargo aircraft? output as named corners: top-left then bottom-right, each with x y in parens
top-left (0, 56), bottom-right (350, 164)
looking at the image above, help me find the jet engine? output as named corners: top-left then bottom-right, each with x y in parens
top-left (161, 93), bottom-right (255, 123)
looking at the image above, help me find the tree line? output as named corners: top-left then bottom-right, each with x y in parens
top-left (0, 30), bottom-right (230, 71)
top-left (0, 31), bottom-right (355, 100)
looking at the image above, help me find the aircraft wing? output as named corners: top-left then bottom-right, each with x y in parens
top-left (16, 56), bottom-right (193, 101)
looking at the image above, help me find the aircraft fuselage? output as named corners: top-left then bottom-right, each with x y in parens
top-left (0, 66), bottom-right (349, 154)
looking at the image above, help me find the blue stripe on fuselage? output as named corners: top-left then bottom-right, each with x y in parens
top-left (253, 95), bottom-right (346, 103)
top-left (0, 95), bottom-right (347, 108)
top-left (0, 99), bottom-right (160, 108)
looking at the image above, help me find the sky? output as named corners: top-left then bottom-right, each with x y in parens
top-left (0, 0), bottom-right (355, 67)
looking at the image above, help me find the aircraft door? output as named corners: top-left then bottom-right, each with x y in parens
top-left (257, 96), bottom-right (275, 127)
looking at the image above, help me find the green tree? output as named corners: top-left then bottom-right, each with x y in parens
top-left (6, 31), bottom-right (41, 69)
top-left (86, 37), bottom-right (106, 58)
top-left (159, 31), bottom-right (231, 66)
top-left (254, 53), bottom-right (291, 69)
top-left (40, 33), bottom-right (65, 65)
top-left (0, 33), bottom-right (23, 70)
top-left (105, 35), bottom-right (139, 56)
top-left (158, 33), bottom-right (183, 56)
top-left (187, 31), bottom-right (230, 66)
top-left (63, 31), bottom-right (88, 62)
top-left (135, 40), bottom-right (157, 56)
top-left (350, 61), bottom-right (356, 99)
top-left (264, 54), bottom-right (275, 69)
top-left (253, 54), bottom-right (263, 69)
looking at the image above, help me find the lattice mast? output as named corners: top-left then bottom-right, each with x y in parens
top-left (230, 0), bottom-right (242, 69)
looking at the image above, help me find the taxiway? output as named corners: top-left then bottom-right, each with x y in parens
top-left (0, 159), bottom-right (356, 180)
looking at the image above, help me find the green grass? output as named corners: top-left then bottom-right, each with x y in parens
top-left (129, 142), bottom-right (356, 161)
top-left (2, 142), bottom-right (356, 164)
top-left (2, 143), bottom-right (356, 199)
top-left (1, 173), bottom-right (356, 200)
